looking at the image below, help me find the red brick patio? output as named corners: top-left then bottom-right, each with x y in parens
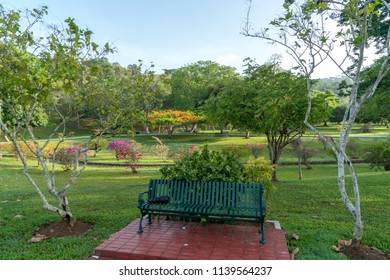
top-left (92, 218), bottom-right (291, 260)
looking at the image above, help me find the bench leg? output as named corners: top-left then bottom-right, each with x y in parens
top-left (148, 214), bottom-right (152, 224)
top-left (138, 212), bottom-right (146, 233)
top-left (260, 222), bottom-right (266, 244)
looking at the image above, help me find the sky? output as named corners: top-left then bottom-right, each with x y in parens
top-left (3, 0), bottom-right (343, 78)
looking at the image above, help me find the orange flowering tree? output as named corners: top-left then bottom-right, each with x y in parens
top-left (148, 110), bottom-right (204, 137)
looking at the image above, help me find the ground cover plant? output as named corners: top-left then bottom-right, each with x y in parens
top-left (1, 134), bottom-right (389, 260)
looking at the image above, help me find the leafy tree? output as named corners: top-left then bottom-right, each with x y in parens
top-left (246, 61), bottom-right (328, 181)
top-left (0, 5), bottom-right (113, 221)
top-left (148, 110), bottom-right (204, 138)
top-left (243, 0), bottom-right (390, 244)
top-left (164, 61), bottom-right (239, 112)
top-left (311, 89), bottom-right (341, 126)
top-left (357, 57), bottom-right (390, 124)
top-left (201, 75), bottom-right (251, 135)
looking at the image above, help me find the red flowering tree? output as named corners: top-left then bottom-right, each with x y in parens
top-left (148, 110), bottom-right (204, 138)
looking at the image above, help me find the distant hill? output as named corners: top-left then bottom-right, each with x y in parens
top-left (313, 75), bottom-right (352, 96)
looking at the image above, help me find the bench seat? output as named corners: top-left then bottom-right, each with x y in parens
top-left (137, 179), bottom-right (266, 244)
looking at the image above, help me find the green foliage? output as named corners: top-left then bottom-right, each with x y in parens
top-left (364, 139), bottom-right (390, 171)
top-left (150, 136), bottom-right (170, 162)
top-left (247, 143), bottom-right (266, 159)
top-left (88, 137), bottom-right (108, 156)
top-left (0, 102), bottom-right (49, 128)
top-left (165, 60), bottom-right (239, 111)
top-left (160, 145), bottom-right (246, 182)
top-left (244, 157), bottom-right (277, 200)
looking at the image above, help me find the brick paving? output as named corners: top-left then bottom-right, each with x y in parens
top-left (92, 218), bottom-right (291, 260)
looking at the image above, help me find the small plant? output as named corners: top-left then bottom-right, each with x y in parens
top-left (346, 138), bottom-right (362, 160)
top-left (88, 137), bottom-right (108, 157)
top-left (245, 157), bottom-right (276, 205)
top-left (360, 123), bottom-right (374, 134)
top-left (291, 139), bottom-right (319, 169)
top-left (223, 144), bottom-right (250, 162)
top-left (364, 139), bottom-right (390, 171)
top-left (150, 136), bottom-right (169, 162)
top-left (247, 143), bottom-right (265, 159)
top-left (53, 144), bottom-right (85, 171)
top-left (107, 139), bottom-right (142, 173)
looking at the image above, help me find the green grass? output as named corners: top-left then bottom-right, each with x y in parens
top-left (1, 153), bottom-right (389, 260)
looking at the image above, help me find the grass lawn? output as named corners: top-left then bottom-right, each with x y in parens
top-left (0, 154), bottom-right (389, 260)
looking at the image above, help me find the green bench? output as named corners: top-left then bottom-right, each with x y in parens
top-left (137, 179), bottom-right (267, 244)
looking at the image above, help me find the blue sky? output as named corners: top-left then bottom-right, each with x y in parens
top-left (3, 0), bottom-right (336, 77)
top-left (3, 0), bottom-right (291, 73)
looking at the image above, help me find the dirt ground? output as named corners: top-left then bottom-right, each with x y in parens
top-left (31, 219), bottom-right (92, 241)
top-left (338, 242), bottom-right (390, 260)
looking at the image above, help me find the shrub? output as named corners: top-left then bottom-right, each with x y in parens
top-left (88, 137), bottom-right (108, 157)
top-left (364, 139), bottom-right (390, 171)
top-left (360, 123), bottom-right (374, 134)
top-left (107, 139), bottom-right (142, 173)
top-left (290, 138), bottom-right (320, 169)
top-left (150, 136), bottom-right (169, 162)
top-left (346, 138), bottom-right (363, 160)
top-left (244, 157), bottom-right (277, 203)
top-left (53, 144), bottom-right (85, 171)
top-left (160, 145), bottom-right (246, 182)
top-left (247, 143), bottom-right (265, 159)
top-left (223, 144), bottom-right (250, 162)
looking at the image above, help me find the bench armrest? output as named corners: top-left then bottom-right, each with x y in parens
top-left (138, 191), bottom-right (149, 207)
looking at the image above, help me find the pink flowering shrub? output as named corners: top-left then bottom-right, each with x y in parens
top-left (107, 140), bottom-right (142, 173)
top-left (53, 143), bottom-right (85, 171)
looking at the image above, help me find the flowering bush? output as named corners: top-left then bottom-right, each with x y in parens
top-left (107, 140), bottom-right (142, 173)
top-left (53, 143), bottom-right (85, 171)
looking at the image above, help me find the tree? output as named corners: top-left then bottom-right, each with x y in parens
top-left (356, 57), bottom-right (390, 124)
top-left (311, 89), bottom-right (341, 126)
top-left (243, 0), bottom-right (390, 244)
top-left (164, 61), bottom-right (239, 112)
top-left (148, 110), bottom-right (204, 138)
top-left (80, 59), bottom-right (170, 136)
top-left (201, 75), bottom-right (251, 135)
top-left (0, 5), bottom-right (113, 221)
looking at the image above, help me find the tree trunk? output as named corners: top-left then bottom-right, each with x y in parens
top-left (144, 123), bottom-right (150, 134)
top-left (167, 125), bottom-right (174, 139)
top-left (337, 154), bottom-right (364, 243)
top-left (190, 123), bottom-right (197, 133)
top-left (267, 140), bottom-right (283, 181)
top-left (245, 130), bottom-right (250, 139)
top-left (298, 156), bottom-right (303, 180)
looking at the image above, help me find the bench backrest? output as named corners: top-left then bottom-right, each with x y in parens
top-left (148, 179), bottom-right (265, 215)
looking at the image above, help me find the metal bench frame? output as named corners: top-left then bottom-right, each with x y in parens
top-left (137, 179), bottom-right (267, 244)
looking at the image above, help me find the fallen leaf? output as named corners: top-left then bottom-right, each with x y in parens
top-left (332, 245), bottom-right (340, 252)
top-left (290, 247), bottom-right (300, 260)
top-left (291, 233), bottom-right (299, 240)
top-left (14, 214), bottom-right (24, 219)
top-left (29, 234), bottom-right (50, 243)
top-left (279, 214), bottom-right (288, 217)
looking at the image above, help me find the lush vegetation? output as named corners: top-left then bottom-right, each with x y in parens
top-left (0, 1), bottom-right (389, 261)
top-left (1, 151), bottom-right (389, 260)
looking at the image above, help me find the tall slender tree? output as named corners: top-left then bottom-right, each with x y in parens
top-left (243, 0), bottom-right (390, 244)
